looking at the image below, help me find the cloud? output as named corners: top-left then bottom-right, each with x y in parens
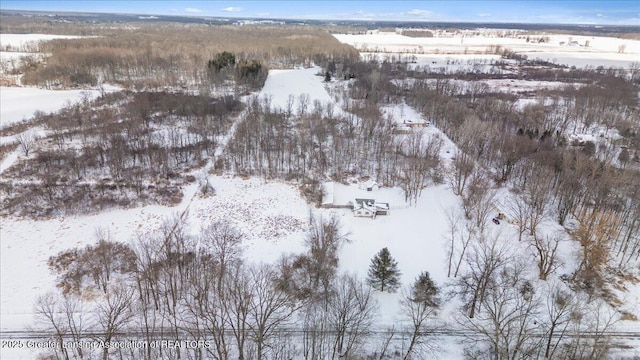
top-left (477, 13), bottom-right (492, 17)
top-left (351, 10), bottom-right (376, 20)
top-left (184, 7), bottom-right (204, 13)
top-left (407, 9), bottom-right (434, 18)
top-left (596, 13), bottom-right (604, 17)
top-left (222, 6), bottom-right (242, 12)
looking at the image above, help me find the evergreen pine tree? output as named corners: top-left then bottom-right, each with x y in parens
top-left (367, 247), bottom-right (401, 293)
top-left (324, 71), bottom-right (332, 82)
top-left (411, 271), bottom-right (439, 307)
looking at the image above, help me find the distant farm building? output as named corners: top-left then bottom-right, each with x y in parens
top-left (392, 119), bottom-right (430, 134)
top-left (403, 119), bottom-right (429, 128)
top-left (359, 180), bottom-right (379, 191)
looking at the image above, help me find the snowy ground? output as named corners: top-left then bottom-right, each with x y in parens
top-left (0, 87), bottom-right (102, 127)
top-left (0, 34), bottom-right (84, 51)
top-left (0, 52), bottom-right (45, 74)
top-left (0, 176), bottom-right (309, 329)
top-left (363, 52), bottom-right (509, 73)
top-left (521, 51), bottom-right (639, 69)
top-left (325, 183), bottom-right (459, 324)
top-left (334, 31), bottom-right (640, 69)
top-left (258, 65), bottom-right (343, 115)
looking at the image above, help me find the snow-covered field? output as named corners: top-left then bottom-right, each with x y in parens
top-left (259, 66), bottom-right (340, 113)
top-left (0, 51), bottom-right (45, 74)
top-left (327, 183), bottom-right (459, 322)
top-left (0, 34), bottom-right (83, 51)
top-left (0, 87), bottom-right (102, 127)
top-left (0, 84), bottom-right (122, 130)
top-left (0, 34), bottom-right (83, 75)
top-left (335, 31), bottom-right (640, 69)
top-left (363, 52), bottom-right (509, 73)
top-left (0, 176), bottom-right (309, 332)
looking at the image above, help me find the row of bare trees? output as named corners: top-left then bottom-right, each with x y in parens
top-left (15, 22), bottom-right (358, 89)
top-left (449, 232), bottom-right (619, 359)
top-left (399, 60), bottom-right (639, 279)
top-left (1, 91), bottom-right (243, 217)
top-left (36, 214), bottom-right (444, 360)
top-left (223, 90), bottom-right (442, 204)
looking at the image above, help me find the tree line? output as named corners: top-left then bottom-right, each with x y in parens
top-left (1, 91), bottom-right (243, 217)
top-left (13, 22), bottom-right (358, 89)
top-left (394, 56), bottom-right (639, 298)
top-left (36, 216), bottom-right (441, 360)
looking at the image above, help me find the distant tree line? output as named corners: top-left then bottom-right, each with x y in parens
top-left (15, 23), bottom-right (358, 89)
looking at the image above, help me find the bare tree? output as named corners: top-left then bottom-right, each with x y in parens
top-left (461, 263), bottom-right (541, 359)
top-left (400, 272), bottom-right (441, 360)
top-left (461, 172), bottom-right (497, 234)
top-left (199, 221), bottom-right (243, 289)
top-left (223, 263), bottom-right (252, 360)
top-left (374, 326), bottom-right (396, 360)
top-left (531, 234), bottom-right (562, 280)
top-left (300, 299), bottom-right (332, 360)
top-left (399, 131), bottom-right (442, 205)
top-left (94, 284), bottom-right (135, 360)
top-left (48, 230), bottom-right (137, 295)
top-left (248, 264), bottom-right (297, 360)
top-left (16, 129), bottom-right (36, 156)
top-left (562, 298), bottom-right (619, 359)
top-left (298, 93), bottom-right (310, 116)
top-left (539, 283), bottom-right (576, 359)
top-left (182, 252), bottom-right (232, 360)
top-left (457, 234), bottom-right (513, 319)
top-left (443, 206), bottom-right (475, 279)
top-left (328, 274), bottom-right (378, 359)
top-left (573, 209), bottom-right (618, 285)
top-left (34, 292), bottom-right (87, 360)
top-left (444, 206), bottom-right (462, 278)
top-left (304, 215), bottom-right (350, 298)
top-left (449, 149), bottom-right (474, 196)
top-left (522, 167), bottom-right (553, 237)
top-left (629, 61), bottom-right (640, 83)
top-left (505, 191), bottom-right (529, 242)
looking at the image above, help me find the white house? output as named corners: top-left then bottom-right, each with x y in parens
top-left (353, 198), bottom-right (390, 218)
top-left (403, 119), bottom-right (430, 128)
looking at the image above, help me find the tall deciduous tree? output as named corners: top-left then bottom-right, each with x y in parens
top-left (401, 272), bottom-right (440, 359)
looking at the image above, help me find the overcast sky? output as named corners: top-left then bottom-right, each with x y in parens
top-left (2, 1), bottom-right (639, 25)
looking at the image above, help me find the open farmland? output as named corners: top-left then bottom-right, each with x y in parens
top-left (334, 29), bottom-right (640, 69)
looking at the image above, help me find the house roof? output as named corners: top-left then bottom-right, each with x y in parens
top-left (355, 198), bottom-right (376, 206)
top-left (354, 198), bottom-right (390, 212)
